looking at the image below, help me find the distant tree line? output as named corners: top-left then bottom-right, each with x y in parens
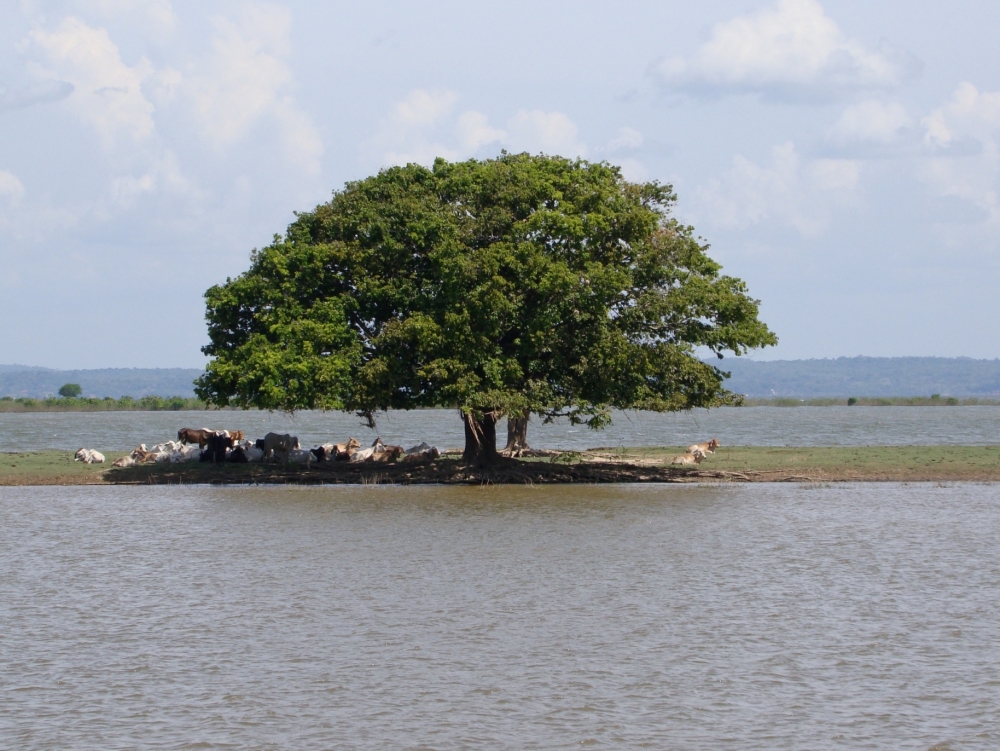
top-left (0, 395), bottom-right (206, 412)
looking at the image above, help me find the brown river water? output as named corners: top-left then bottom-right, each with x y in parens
top-left (2, 482), bottom-right (999, 749)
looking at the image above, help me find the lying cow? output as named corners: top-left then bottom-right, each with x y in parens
top-left (349, 438), bottom-right (386, 463)
top-left (262, 432), bottom-right (299, 462)
top-left (175, 444), bottom-right (202, 462)
top-left (371, 445), bottom-right (404, 463)
top-left (336, 438), bottom-right (361, 460)
top-left (112, 455), bottom-right (135, 468)
top-left (686, 438), bottom-right (720, 455)
top-left (287, 448), bottom-right (316, 465)
top-left (235, 441), bottom-right (264, 462)
top-left (671, 449), bottom-right (706, 466)
top-left (74, 448), bottom-right (105, 464)
top-left (311, 437), bottom-right (361, 462)
top-left (402, 446), bottom-right (440, 463)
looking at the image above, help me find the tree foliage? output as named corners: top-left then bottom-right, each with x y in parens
top-left (196, 153), bottom-right (777, 460)
top-left (58, 383), bottom-right (82, 398)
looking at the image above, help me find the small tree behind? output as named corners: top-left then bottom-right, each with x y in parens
top-left (197, 154), bottom-right (777, 464)
top-left (58, 383), bottom-right (82, 398)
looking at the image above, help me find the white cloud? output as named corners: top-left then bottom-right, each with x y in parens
top-left (189, 3), bottom-right (323, 173)
top-left (0, 171), bottom-right (26, 204)
top-left (110, 173), bottom-right (155, 207)
top-left (830, 100), bottom-right (910, 143)
top-left (604, 127), bottom-right (643, 152)
top-left (505, 109), bottom-right (587, 157)
top-left (73, 0), bottom-right (177, 30)
top-left (191, 6), bottom-right (291, 145)
top-left (368, 89), bottom-right (462, 166)
top-left (919, 83), bottom-right (1000, 222)
top-left (922, 82), bottom-right (1000, 148)
top-left (808, 157), bottom-right (860, 190)
top-left (28, 17), bottom-right (156, 147)
top-left (106, 151), bottom-right (193, 209)
top-left (696, 142), bottom-right (859, 235)
top-left (393, 89), bottom-right (458, 127)
top-left (147, 66), bottom-right (182, 104)
top-left (651, 0), bottom-right (918, 101)
top-left (367, 92), bottom-right (595, 168)
top-left (617, 158), bottom-right (649, 182)
top-left (456, 111), bottom-right (506, 152)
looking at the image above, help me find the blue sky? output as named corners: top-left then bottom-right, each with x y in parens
top-left (2, 0), bottom-right (999, 367)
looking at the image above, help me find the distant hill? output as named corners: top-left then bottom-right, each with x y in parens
top-left (719, 357), bottom-right (1000, 398)
top-left (0, 363), bottom-right (51, 373)
top-left (0, 366), bottom-right (203, 399)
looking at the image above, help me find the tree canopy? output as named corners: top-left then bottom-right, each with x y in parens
top-left (196, 153), bottom-right (777, 463)
top-left (58, 383), bottom-right (82, 398)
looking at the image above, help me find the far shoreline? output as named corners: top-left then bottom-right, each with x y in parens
top-left (4, 397), bottom-right (1000, 413)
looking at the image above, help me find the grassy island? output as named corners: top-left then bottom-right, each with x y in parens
top-left (3, 446), bottom-right (1000, 486)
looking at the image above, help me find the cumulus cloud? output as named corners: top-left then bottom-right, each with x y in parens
top-left (616, 158), bottom-right (649, 182)
top-left (189, 2), bottom-right (323, 172)
top-left (830, 100), bottom-right (910, 143)
top-left (696, 141), bottom-right (859, 235)
top-left (392, 89), bottom-right (458, 127)
top-left (918, 83), bottom-right (1000, 222)
top-left (922, 82), bottom-right (1000, 149)
top-left (650, 0), bottom-right (919, 101)
top-left (456, 111), bottom-right (506, 152)
top-left (0, 171), bottom-right (26, 204)
top-left (107, 150), bottom-right (194, 209)
top-left (604, 126), bottom-right (643, 152)
top-left (73, 0), bottom-right (177, 30)
top-left (368, 89), bottom-right (464, 166)
top-left (505, 109), bottom-right (587, 157)
top-left (28, 17), bottom-right (156, 147)
top-left (368, 91), bottom-right (588, 167)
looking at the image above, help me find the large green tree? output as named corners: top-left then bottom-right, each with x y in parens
top-left (196, 153), bottom-right (777, 464)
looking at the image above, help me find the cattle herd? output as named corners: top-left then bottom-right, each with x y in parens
top-left (73, 430), bottom-right (721, 469)
top-left (77, 427), bottom-right (443, 468)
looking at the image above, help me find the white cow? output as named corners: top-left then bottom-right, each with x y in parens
top-left (243, 446), bottom-right (265, 462)
top-left (175, 444), bottom-right (203, 462)
top-left (349, 438), bottom-right (387, 463)
top-left (74, 448), bottom-right (105, 464)
top-left (287, 448), bottom-right (316, 465)
top-left (402, 446), bottom-right (440, 462)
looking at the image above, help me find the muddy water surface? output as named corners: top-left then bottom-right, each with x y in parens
top-left (2, 483), bottom-right (998, 749)
top-left (2, 405), bottom-right (999, 452)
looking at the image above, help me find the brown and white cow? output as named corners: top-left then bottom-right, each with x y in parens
top-left (686, 438), bottom-right (720, 455)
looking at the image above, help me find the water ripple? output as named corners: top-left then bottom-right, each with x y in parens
top-left (1, 483), bottom-right (999, 749)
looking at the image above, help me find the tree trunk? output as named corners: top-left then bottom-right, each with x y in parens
top-left (462, 409), bottom-right (500, 466)
top-left (502, 411), bottom-right (530, 456)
